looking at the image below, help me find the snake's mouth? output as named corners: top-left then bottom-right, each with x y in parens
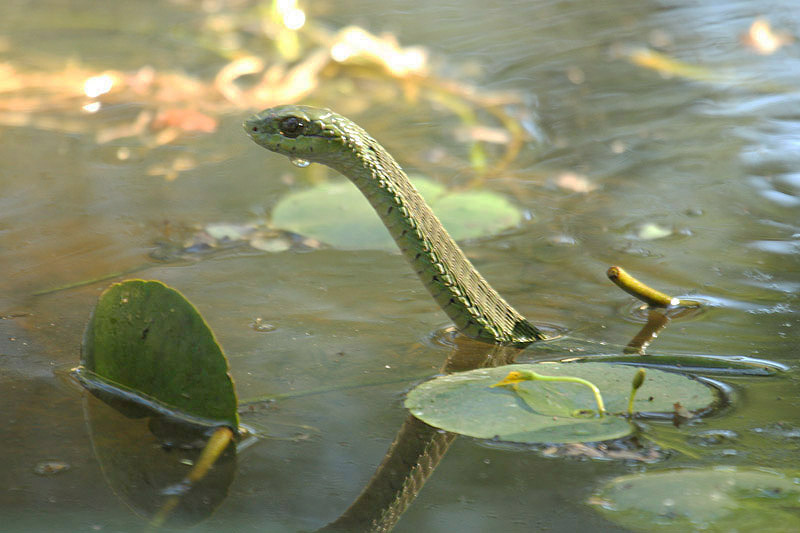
top-left (243, 115), bottom-right (275, 137)
top-left (244, 114), bottom-right (339, 162)
top-left (243, 115), bottom-right (286, 153)
top-left (244, 112), bottom-right (329, 140)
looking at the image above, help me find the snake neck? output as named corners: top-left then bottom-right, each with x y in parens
top-left (323, 119), bottom-right (544, 345)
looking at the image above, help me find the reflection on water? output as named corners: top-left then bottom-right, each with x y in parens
top-left (83, 397), bottom-right (237, 528)
top-left (321, 338), bottom-right (524, 532)
top-left (0, 0), bottom-right (798, 531)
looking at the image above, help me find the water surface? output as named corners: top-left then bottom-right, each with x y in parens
top-left (1, 1), bottom-right (797, 531)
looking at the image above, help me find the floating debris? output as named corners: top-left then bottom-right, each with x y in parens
top-left (34, 461), bottom-right (70, 476)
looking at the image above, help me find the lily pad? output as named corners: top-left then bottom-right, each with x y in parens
top-left (578, 354), bottom-right (789, 376)
top-left (271, 175), bottom-right (523, 250)
top-left (590, 468), bottom-right (800, 532)
top-left (525, 338), bottom-right (788, 376)
top-left (404, 363), bottom-right (716, 444)
top-left (74, 280), bottom-right (238, 429)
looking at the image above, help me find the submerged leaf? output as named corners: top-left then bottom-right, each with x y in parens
top-left (76, 279), bottom-right (238, 429)
top-left (271, 175), bottom-right (522, 250)
top-left (591, 468), bottom-right (800, 532)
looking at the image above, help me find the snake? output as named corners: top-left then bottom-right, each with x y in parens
top-left (244, 107), bottom-right (540, 528)
top-left (245, 105), bottom-right (544, 345)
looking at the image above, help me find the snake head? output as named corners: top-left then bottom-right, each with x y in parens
top-left (244, 105), bottom-right (349, 163)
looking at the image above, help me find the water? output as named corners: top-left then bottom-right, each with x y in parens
top-left (1, 1), bottom-right (798, 531)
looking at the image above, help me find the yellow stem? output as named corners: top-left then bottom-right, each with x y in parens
top-left (607, 266), bottom-right (679, 308)
top-left (186, 426), bottom-right (234, 483)
top-left (493, 371), bottom-right (606, 417)
top-left (149, 426), bottom-right (234, 528)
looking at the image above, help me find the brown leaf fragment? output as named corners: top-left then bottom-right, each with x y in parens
top-left (555, 171), bottom-right (598, 193)
top-left (151, 108), bottom-right (218, 133)
top-left (672, 402), bottom-right (692, 427)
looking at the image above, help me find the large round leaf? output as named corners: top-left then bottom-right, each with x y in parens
top-left (404, 363), bottom-right (716, 444)
top-left (590, 468), bottom-right (800, 532)
top-left (270, 175), bottom-right (523, 250)
top-left (76, 280), bottom-right (238, 429)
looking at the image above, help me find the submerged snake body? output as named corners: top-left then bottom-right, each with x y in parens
top-left (245, 105), bottom-right (544, 345)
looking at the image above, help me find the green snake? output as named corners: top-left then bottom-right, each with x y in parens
top-left (245, 105), bottom-right (544, 345)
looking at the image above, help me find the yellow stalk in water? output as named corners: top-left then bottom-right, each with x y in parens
top-left (607, 266), bottom-right (679, 308)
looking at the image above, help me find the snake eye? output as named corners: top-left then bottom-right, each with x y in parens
top-left (280, 117), bottom-right (304, 138)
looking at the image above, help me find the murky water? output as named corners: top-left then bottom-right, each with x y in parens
top-left (1, 1), bottom-right (797, 532)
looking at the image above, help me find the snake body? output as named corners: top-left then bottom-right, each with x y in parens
top-left (245, 105), bottom-right (544, 345)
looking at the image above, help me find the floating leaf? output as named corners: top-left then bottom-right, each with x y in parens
top-left (405, 363), bottom-right (716, 444)
top-left (577, 354), bottom-right (788, 376)
top-left (270, 175), bottom-right (522, 250)
top-left (75, 280), bottom-right (238, 429)
top-left (590, 468), bottom-right (800, 532)
top-left (524, 337), bottom-right (788, 377)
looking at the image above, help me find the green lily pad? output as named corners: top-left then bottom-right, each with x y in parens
top-left (74, 280), bottom-right (238, 429)
top-left (578, 354), bottom-right (789, 376)
top-left (271, 175), bottom-right (523, 250)
top-left (404, 363), bottom-right (716, 444)
top-left (590, 468), bottom-right (800, 532)
top-left (525, 338), bottom-right (788, 376)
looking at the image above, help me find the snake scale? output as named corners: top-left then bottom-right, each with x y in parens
top-left (245, 105), bottom-right (544, 345)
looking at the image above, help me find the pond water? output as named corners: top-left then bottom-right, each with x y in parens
top-left (1, 0), bottom-right (798, 532)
